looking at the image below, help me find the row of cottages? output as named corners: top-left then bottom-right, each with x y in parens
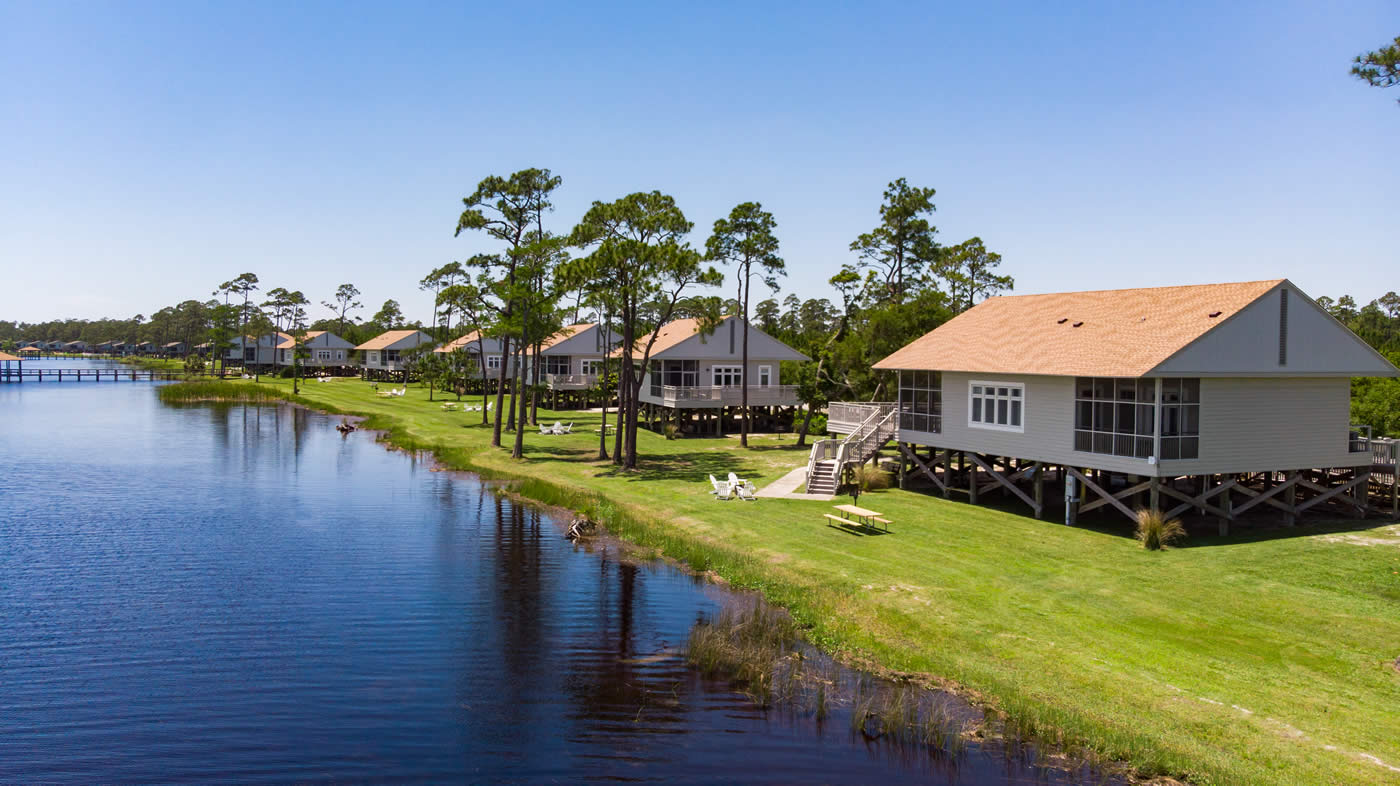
top-left (819, 279), bottom-right (1398, 529)
top-left (623, 315), bottom-right (808, 435)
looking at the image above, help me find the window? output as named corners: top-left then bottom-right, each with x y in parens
top-left (758, 365), bottom-right (771, 387)
top-left (367, 351), bottom-right (379, 365)
top-left (244, 347), bottom-right (256, 362)
top-left (968, 380), bottom-right (1022, 432)
top-left (316, 350), bottom-right (332, 361)
top-left (899, 370), bottom-right (942, 433)
top-left (485, 354), bottom-right (501, 370)
top-left (712, 365), bottom-right (743, 387)
top-left (545, 355), bottom-right (570, 375)
top-left (385, 349), bottom-right (400, 363)
top-left (1072, 377), bottom-right (1198, 460)
top-left (580, 358), bottom-right (603, 376)
top-left (1158, 378), bottom-right (1201, 460)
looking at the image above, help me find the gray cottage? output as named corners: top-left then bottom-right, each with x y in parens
top-left (434, 330), bottom-right (516, 382)
top-left (357, 329), bottom-right (435, 378)
top-left (626, 316), bottom-right (808, 435)
top-left (277, 331), bottom-right (355, 369)
top-left (819, 280), bottom-right (1398, 528)
top-left (541, 323), bottom-right (616, 393)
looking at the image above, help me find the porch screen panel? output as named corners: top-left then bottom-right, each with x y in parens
top-left (1073, 377), bottom-right (1155, 458)
top-left (898, 370), bottom-right (941, 433)
top-left (545, 355), bottom-right (570, 375)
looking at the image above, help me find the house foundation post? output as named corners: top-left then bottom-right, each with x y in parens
top-left (967, 454), bottom-right (978, 505)
top-left (1218, 474), bottom-right (1233, 536)
top-left (1283, 470), bottom-right (1298, 527)
top-left (1033, 462), bottom-right (1045, 519)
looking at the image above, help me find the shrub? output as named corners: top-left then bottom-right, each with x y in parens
top-left (663, 422), bottom-right (680, 440)
top-left (183, 355), bottom-right (206, 375)
top-left (1135, 508), bottom-right (1186, 550)
top-left (807, 413), bottom-right (828, 435)
top-left (854, 464), bottom-right (891, 491)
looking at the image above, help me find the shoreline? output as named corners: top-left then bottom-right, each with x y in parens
top-left (156, 379), bottom-right (1164, 784)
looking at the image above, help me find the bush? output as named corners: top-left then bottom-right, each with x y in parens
top-left (278, 366), bottom-right (295, 378)
top-left (807, 413), bottom-right (828, 435)
top-left (663, 422), bottom-right (681, 440)
top-left (1135, 508), bottom-right (1186, 550)
top-left (183, 355), bottom-right (206, 375)
top-left (854, 464), bottom-right (891, 491)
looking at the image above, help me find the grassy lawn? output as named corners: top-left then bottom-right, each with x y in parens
top-left (196, 377), bottom-right (1400, 785)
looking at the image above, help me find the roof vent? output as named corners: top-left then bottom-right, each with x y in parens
top-left (1072, 321), bottom-right (1084, 328)
top-left (1208, 310), bottom-right (1222, 318)
top-left (1056, 318), bottom-right (1068, 324)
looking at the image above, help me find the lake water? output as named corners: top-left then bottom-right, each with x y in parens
top-left (1, 363), bottom-right (1101, 783)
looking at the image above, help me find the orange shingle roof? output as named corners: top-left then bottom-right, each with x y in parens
top-left (541, 323), bottom-right (594, 351)
top-left (276, 331), bottom-right (326, 349)
top-left (355, 330), bottom-right (425, 351)
top-left (435, 330), bottom-right (483, 353)
top-left (607, 317), bottom-right (722, 358)
top-left (873, 279), bottom-right (1285, 377)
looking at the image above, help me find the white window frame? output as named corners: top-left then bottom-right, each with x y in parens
top-left (316, 349), bottom-right (332, 361)
top-left (968, 380), bottom-right (1025, 433)
top-left (368, 351), bottom-right (379, 365)
top-left (485, 354), bottom-right (502, 370)
top-left (712, 364), bottom-right (743, 387)
top-left (758, 365), bottom-right (772, 387)
top-left (580, 358), bottom-right (603, 376)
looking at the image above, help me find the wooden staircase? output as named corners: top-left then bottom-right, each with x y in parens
top-left (806, 460), bottom-right (839, 495)
top-left (804, 404), bottom-right (898, 495)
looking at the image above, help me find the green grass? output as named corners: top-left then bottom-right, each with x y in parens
top-left (170, 377), bottom-right (1400, 785)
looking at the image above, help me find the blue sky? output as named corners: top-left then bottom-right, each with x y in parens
top-left (2, 1), bottom-right (1396, 325)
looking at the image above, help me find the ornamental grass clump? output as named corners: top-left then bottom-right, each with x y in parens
top-left (854, 464), bottom-right (891, 491)
top-left (1134, 508), bottom-right (1186, 551)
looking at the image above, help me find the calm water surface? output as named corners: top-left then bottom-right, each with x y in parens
top-left (1, 365), bottom-right (1096, 783)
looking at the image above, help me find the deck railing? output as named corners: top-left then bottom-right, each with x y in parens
top-left (1350, 424), bottom-right (1373, 454)
top-left (827, 401), bottom-right (896, 434)
top-left (546, 373), bottom-right (598, 389)
top-left (655, 384), bottom-right (800, 407)
top-left (1373, 437), bottom-right (1398, 466)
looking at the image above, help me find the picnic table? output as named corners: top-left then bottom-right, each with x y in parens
top-left (825, 504), bottom-right (891, 532)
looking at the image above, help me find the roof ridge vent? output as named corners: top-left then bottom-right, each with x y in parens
top-left (1056, 318), bottom-right (1068, 324)
top-left (1072, 321), bottom-right (1084, 328)
top-left (1208, 310), bottom-right (1222, 318)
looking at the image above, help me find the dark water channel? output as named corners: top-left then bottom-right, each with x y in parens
top-left (1, 364), bottom-right (1109, 783)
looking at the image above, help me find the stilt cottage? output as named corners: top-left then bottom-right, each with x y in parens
top-left (832, 280), bottom-right (1397, 529)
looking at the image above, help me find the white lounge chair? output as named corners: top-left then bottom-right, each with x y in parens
top-left (709, 474), bottom-right (733, 500)
top-left (728, 472), bottom-right (746, 488)
top-left (735, 481), bottom-right (757, 501)
top-left (538, 423), bottom-right (553, 435)
top-left (559, 422), bottom-right (573, 434)
top-left (549, 421), bottom-right (564, 434)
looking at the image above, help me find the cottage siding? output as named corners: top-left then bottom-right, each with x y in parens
top-left (1153, 284), bottom-right (1397, 377)
top-left (541, 325), bottom-right (615, 377)
top-left (1164, 377), bottom-right (1364, 474)
top-left (898, 372), bottom-right (1151, 474)
top-left (898, 372), bottom-right (1368, 476)
top-left (638, 359), bottom-right (792, 407)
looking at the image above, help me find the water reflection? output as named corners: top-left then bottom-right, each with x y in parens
top-left (0, 364), bottom-right (1115, 784)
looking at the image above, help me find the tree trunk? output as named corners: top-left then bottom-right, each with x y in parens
top-left (796, 400), bottom-right (816, 447)
top-left (740, 276), bottom-right (750, 448)
top-left (530, 342), bottom-right (540, 426)
top-left (492, 335), bottom-right (510, 447)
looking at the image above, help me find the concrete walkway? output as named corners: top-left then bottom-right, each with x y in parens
top-left (756, 465), bottom-right (835, 501)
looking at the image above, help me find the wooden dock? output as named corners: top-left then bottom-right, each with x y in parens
top-left (0, 368), bottom-right (184, 383)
